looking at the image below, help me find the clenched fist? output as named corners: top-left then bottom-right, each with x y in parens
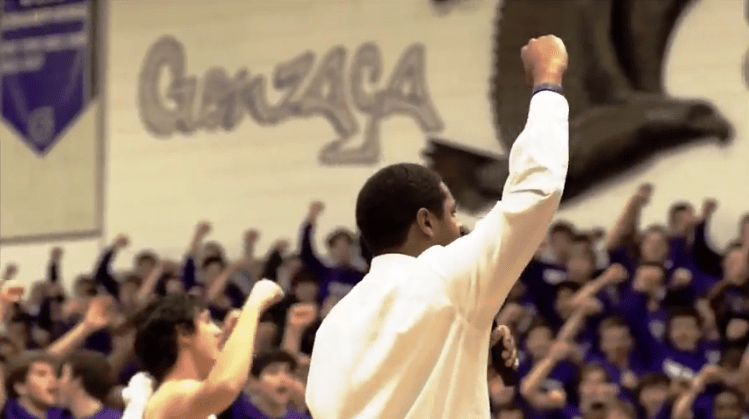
top-left (521, 35), bottom-right (568, 86)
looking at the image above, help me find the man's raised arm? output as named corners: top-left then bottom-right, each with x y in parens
top-left (431, 35), bottom-right (569, 325)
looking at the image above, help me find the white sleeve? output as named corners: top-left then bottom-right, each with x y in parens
top-left (422, 91), bottom-right (569, 325)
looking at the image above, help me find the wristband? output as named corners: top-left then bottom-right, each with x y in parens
top-left (532, 83), bottom-right (563, 96)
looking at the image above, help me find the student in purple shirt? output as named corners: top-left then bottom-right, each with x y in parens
top-left (2, 351), bottom-right (65, 419)
top-left (517, 321), bottom-right (579, 402)
top-left (224, 351), bottom-right (309, 419)
top-left (623, 286), bottom-right (720, 380)
top-left (57, 351), bottom-right (122, 419)
top-left (619, 264), bottom-right (693, 344)
top-left (586, 317), bottom-right (649, 395)
top-left (670, 365), bottom-right (747, 419)
top-left (298, 201), bottom-right (364, 306)
top-left (633, 373), bottom-right (671, 419)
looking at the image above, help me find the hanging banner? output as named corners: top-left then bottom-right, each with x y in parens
top-left (1, 0), bottom-right (91, 154)
top-left (0, 0), bottom-right (102, 243)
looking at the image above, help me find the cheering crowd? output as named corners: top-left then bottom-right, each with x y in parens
top-left (0, 184), bottom-right (747, 419)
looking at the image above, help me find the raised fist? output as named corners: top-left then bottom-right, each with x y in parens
top-left (113, 235), bottom-right (130, 249)
top-left (247, 279), bottom-right (284, 311)
top-left (309, 201), bottom-right (325, 220)
top-left (244, 229), bottom-right (260, 244)
top-left (51, 247), bottom-right (64, 261)
top-left (520, 35), bottom-right (568, 85)
top-left (2, 264), bottom-right (18, 281)
top-left (195, 221), bottom-right (211, 238)
top-left (635, 183), bottom-right (653, 205)
top-left (702, 199), bottom-right (718, 218)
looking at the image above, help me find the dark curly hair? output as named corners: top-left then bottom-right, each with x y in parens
top-left (134, 294), bottom-right (205, 382)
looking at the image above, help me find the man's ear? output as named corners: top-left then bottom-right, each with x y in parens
top-left (415, 208), bottom-right (436, 239)
top-left (176, 325), bottom-right (193, 348)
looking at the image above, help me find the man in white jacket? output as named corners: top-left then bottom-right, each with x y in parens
top-left (306, 35), bottom-right (569, 419)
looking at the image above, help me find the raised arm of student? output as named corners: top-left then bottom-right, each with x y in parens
top-left (164, 280), bottom-right (283, 419)
top-left (434, 35), bottom-right (570, 325)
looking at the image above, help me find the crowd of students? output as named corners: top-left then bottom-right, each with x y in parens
top-left (0, 184), bottom-right (747, 419)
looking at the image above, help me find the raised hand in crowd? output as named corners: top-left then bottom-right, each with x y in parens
top-left (1, 264), bottom-right (18, 281)
top-left (308, 201), bottom-right (325, 223)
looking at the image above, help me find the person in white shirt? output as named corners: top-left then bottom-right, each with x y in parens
top-left (305, 35), bottom-right (570, 419)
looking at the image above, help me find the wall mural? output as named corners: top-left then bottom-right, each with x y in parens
top-left (424, 0), bottom-right (734, 213)
top-left (135, 0), bottom-right (736, 216)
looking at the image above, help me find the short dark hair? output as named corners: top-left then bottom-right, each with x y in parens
top-left (525, 318), bottom-right (553, 337)
top-left (326, 228), bottom-right (355, 248)
top-left (668, 202), bottom-right (692, 226)
top-left (555, 281), bottom-right (582, 295)
top-left (290, 268), bottom-right (318, 288)
top-left (577, 362), bottom-right (610, 386)
top-left (134, 294), bottom-right (205, 382)
top-left (63, 350), bottom-right (114, 402)
top-left (550, 221), bottom-right (575, 237)
top-left (250, 350), bottom-right (297, 378)
top-left (202, 256), bottom-right (226, 270)
top-left (135, 251), bottom-right (157, 267)
top-left (636, 372), bottom-right (670, 400)
top-left (668, 306), bottom-right (702, 326)
top-left (5, 350), bottom-right (58, 398)
top-left (356, 163), bottom-right (445, 255)
top-left (599, 316), bottom-right (630, 333)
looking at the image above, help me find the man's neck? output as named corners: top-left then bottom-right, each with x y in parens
top-left (250, 395), bottom-right (287, 419)
top-left (69, 394), bottom-right (103, 419)
top-left (163, 353), bottom-right (202, 382)
top-left (18, 397), bottom-right (48, 419)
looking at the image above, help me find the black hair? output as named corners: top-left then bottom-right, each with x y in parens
top-left (635, 372), bottom-right (670, 401)
top-left (250, 350), bottom-right (297, 378)
top-left (576, 362), bottom-right (611, 389)
top-left (134, 294), bottom-right (205, 382)
top-left (668, 306), bottom-right (702, 326)
top-left (355, 163), bottom-right (445, 255)
top-left (525, 318), bottom-right (553, 337)
top-left (135, 251), bottom-right (157, 267)
top-left (63, 350), bottom-right (114, 402)
top-left (668, 202), bottom-right (692, 226)
top-left (599, 316), bottom-right (630, 333)
top-left (636, 261), bottom-right (667, 280)
top-left (715, 386), bottom-right (746, 410)
top-left (549, 221), bottom-right (575, 237)
top-left (290, 268), bottom-right (318, 288)
top-left (123, 273), bottom-right (143, 287)
top-left (5, 350), bottom-right (59, 399)
top-left (326, 228), bottom-right (355, 248)
top-left (554, 281), bottom-right (582, 295)
top-left (202, 256), bottom-right (226, 270)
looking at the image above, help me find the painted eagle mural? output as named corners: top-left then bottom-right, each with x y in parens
top-left (424, 0), bottom-right (733, 213)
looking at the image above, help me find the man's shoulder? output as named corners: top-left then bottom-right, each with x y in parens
top-left (146, 379), bottom-right (201, 419)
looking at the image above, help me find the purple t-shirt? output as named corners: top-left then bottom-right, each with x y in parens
top-left (2, 398), bottom-right (65, 419)
top-left (61, 408), bottom-right (122, 419)
top-left (227, 395), bottom-right (309, 419)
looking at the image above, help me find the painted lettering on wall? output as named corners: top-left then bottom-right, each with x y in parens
top-left (137, 36), bottom-right (444, 165)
